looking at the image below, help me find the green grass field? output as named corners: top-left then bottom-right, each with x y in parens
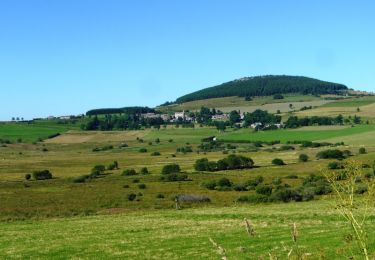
top-left (1, 201), bottom-right (374, 259)
top-left (220, 125), bottom-right (375, 144)
top-left (0, 121), bottom-right (79, 143)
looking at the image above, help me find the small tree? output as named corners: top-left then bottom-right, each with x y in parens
top-left (161, 164), bottom-right (181, 174)
top-left (272, 158), bottom-right (285, 166)
top-left (359, 147), bottom-right (366, 154)
top-left (299, 154), bottom-right (309, 162)
top-left (25, 173), bottom-right (31, 180)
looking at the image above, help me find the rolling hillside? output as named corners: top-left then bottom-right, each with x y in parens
top-left (175, 75), bottom-right (348, 103)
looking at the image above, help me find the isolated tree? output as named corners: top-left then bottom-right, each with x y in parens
top-left (229, 110), bottom-right (241, 125)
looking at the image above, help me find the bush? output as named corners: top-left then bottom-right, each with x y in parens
top-left (273, 94), bottom-right (284, 100)
top-left (25, 174), bottom-right (31, 180)
top-left (316, 149), bottom-right (345, 160)
top-left (138, 183), bottom-right (146, 189)
top-left (123, 184), bottom-right (130, 188)
top-left (73, 175), bottom-right (88, 183)
top-left (32, 170), bottom-right (53, 180)
top-left (285, 174), bottom-right (298, 179)
top-left (272, 177), bottom-right (282, 185)
top-left (233, 184), bottom-right (247, 191)
top-left (151, 151), bottom-right (161, 156)
top-left (175, 194), bottom-right (211, 203)
top-left (161, 164), bottom-right (181, 174)
top-left (237, 194), bottom-right (269, 203)
top-left (272, 158), bottom-right (285, 166)
top-left (359, 147), bottom-right (366, 154)
top-left (139, 148), bottom-right (148, 153)
top-left (217, 177), bottom-right (232, 187)
top-left (244, 176), bottom-right (264, 188)
top-left (279, 145), bottom-right (295, 151)
top-left (161, 173), bottom-right (188, 182)
top-left (122, 169), bottom-right (137, 176)
top-left (269, 188), bottom-right (298, 202)
top-left (299, 154), bottom-right (309, 162)
top-left (127, 193), bottom-right (137, 201)
top-left (92, 165), bottom-right (105, 174)
top-left (119, 143), bottom-right (128, 148)
top-left (107, 161), bottom-right (119, 170)
top-left (328, 161), bottom-right (344, 170)
top-left (140, 167), bottom-right (149, 175)
top-left (132, 179), bottom-right (140, 183)
top-left (256, 185), bottom-right (273, 196)
top-left (202, 180), bottom-right (216, 190)
top-left (156, 193), bottom-right (165, 199)
top-left (194, 154), bottom-right (254, 172)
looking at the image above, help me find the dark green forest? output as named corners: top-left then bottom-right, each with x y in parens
top-left (175, 75), bottom-right (348, 103)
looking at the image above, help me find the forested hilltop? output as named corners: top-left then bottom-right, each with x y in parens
top-left (176, 75), bottom-right (348, 103)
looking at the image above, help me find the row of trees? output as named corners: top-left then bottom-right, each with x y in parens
top-left (284, 114), bottom-right (361, 128)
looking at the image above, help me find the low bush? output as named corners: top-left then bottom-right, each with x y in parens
top-left (161, 164), bottom-right (181, 174)
top-left (316, 149), bottom-right (346, 160)
top-left (272, 158), bottom-right (285, 166)
top-left (25, 174), bottom-right (31, 180)
top-left (140, 167), bottom-right (149, 175)
top-left (237, 194), bottom-right (269, 203)
top-left (73, 175), bottom-right (88, 183)
top-left (328, 161), bottom-right (344, 170)
top-left (359, 147), bottom-right (366, 154)
top-left (151, 151), bottom-right (161, 156)
top-left (92, 165), bottom-right (106, 174)
top-left (161, 173), bottom-right (188, 182)
top-left (139, 148), bottom-right (148, 153)
top-left (299, 154), bottom-right (309, 162)
top-left (194, 154), bottom-right (254, 172)
top-left (32, 170), bottom-right (53, 180)
top-left (156, 193), bottom-right (165, 199)
top-left (138, 184), bottom-right (146, 189)
top-left (107, 161), bottom-right (119, 170)
top-left (122, 169), bottom-right (137, 176)
top-left (127, 193), bottom-right (137, 201)
top-left (256, 185), bottom-right (273, 196)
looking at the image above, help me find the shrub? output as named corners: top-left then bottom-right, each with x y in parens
top-left (32, 170), bottom-right (53, 180)
top-left (194, 154), bottom-right (254, 172)
top-left (202, 180), bottom-right (217, 190)
top-left (140, 167), bottom-right (149, 175)
top-left (269, 188), bottom-right (297, 202)
top-left (217, 177), bottom-right (232, 187)
top-left (272, 158), bottom-right (285, 166)
top-left (316, 149), bottom-right (345, 160)
top-left (107, 161), bottom-right (119, 170)
top-left (127, 193), bottom-right (137, 201)
top-left (285, 174), bottom-right (298, 179)
top-left (123, 184), bottom-right (130, 188)
top-left (237, 194), bottom-right (269, 203)
top-left (161, 164), bottom-right (181, 174)
top-left (119, 143), bottom-right (128, 148)
top-left (273, 94), bottom-right (284, 100)
top-left (122, 169), bottom-right (137, 176)
top-left (359, 147), bottom-right (366, 154)
top-left (73, 175), bottom-right (88, 183)
top-left (328, 161), bottom-right (344, 170)
top-left (233, 184), bottom-right (247, 191)
top-left (138, 184), bottom-right (146, 189)
top-left (256, 185), bottom-right (273, 196)
top-left (244, 176), bottom-right (264, 188)
top-left (272, 177), bottom-right (282, 185)
top-left (175, 194), bottom-right (211, 203)
top-left (161, 173), bottom-right (188, 182)
top-left (151, 151), bottom-right (161, 156)
top-left (156, 193), bottom-right (165, 199)
top-left (279, 145), bottom-right (295, 151)
top-left (139, 148), bottom-right (148, 153)
top-left (194, 158), bottom-right (210, 171)
top-left (132, 179), bottom-right (140, 183)
top-left (92, 165), bottom-right (105, 174)
top-left (299, 154), bottom-right (309, 162)
top-left (25, 173), bottom-right (31, 180)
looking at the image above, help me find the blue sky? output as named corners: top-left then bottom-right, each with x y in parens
top-left (1, 0), bottom-right (374, 120)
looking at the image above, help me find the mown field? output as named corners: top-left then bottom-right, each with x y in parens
top-left (0, 121), bottom-right (80, 143)
top-left (1, 201), bottom-right (375, 259)
top-left (1, 95), bottom-right (375, 259)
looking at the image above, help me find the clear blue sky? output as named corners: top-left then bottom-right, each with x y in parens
top-left (1, 0), bottom-right (375, 120)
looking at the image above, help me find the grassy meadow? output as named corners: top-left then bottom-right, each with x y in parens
top-left (1, 95), bottom-right (375, 259)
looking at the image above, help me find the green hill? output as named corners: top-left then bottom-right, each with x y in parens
top-left (176, 75), bottom-right (348, 103)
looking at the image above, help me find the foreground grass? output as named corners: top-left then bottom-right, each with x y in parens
top-left (1, 201), bottom-right (374, 259)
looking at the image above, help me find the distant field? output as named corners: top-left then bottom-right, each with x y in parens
top-left (1, 201), bottom-right (374, 259)
top-left (157, 94), bottom-right (325, 112)
top-left (220, 125), bottom-right (375, 144)
top-left (0, 122), bottom-right (79, 143)
top-left (322, 96), bottom-right (375, 107)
